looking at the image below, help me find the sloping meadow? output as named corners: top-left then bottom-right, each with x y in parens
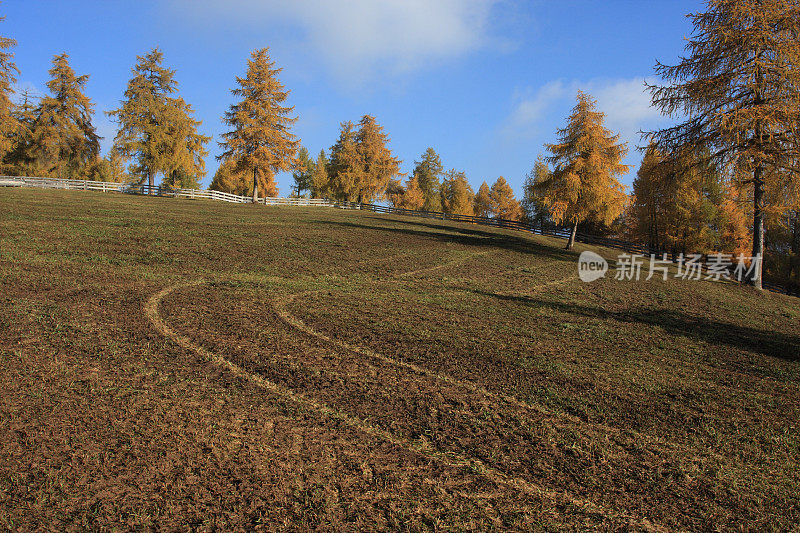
top-left (1, 188), bottom-right (799, 530)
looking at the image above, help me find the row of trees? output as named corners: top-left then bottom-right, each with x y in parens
top-left (517, 89), bottom-right (752, 256)
top-left (3, 2), bottom-right (798, 290)
top-left (0, 41), bottom-right (105, 180)
top-left (519, 85), bottom-right (792, 287)
top-left (285, 135), bottom-right (523, 220)
top-left (627, 144), bottom-right (751, 257)
top-left (1, 16), bottom-right (524, 222)
top-left (519, 0), bottom-right (800, 291)
top-left (0, 14), bottom-right (299, 197)
top-left (0, 16), bottom-right (213, 186)
top-left (386, 160), bottom-right (522, 220)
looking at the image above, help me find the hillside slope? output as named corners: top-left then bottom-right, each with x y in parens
top-left (1, 188), bottom-right (798, 531)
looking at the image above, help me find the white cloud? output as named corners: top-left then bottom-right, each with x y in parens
top-left (171, 0), bottom-right (499, 84)
top-left (590, 78), bottom-right (663, 139)
top-left (503, 77), bottom-right (664, 150)
top-left (504, 80), bottom-right (569, 132)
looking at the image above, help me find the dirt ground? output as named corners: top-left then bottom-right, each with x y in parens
top-left (1, 188), bottom-right (799, 531)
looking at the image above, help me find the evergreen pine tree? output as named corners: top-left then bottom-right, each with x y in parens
top-left (219, 48), bottom-right (298, 202)
top-left (292, 146), bottom-right (314, 197)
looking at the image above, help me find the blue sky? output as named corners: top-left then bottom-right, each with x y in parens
top-left (6, 0), bottom-right (704, 196)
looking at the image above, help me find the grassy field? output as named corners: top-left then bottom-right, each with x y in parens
top-left (1, 188), bottom-right (799, 531)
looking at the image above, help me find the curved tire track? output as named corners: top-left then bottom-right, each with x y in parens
top-left (145, 280), bottom-right (663, 532)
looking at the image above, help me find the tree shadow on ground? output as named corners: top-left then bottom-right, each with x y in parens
top-left (468, 288), bottom-right (800, 362)
top-left (314, 217), bottom-right (575, 263)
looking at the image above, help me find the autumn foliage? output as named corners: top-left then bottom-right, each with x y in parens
top-left (218, 48), bottom-right (298, 202)
top-left (537, 91), bottom-right (628, 249)
top-left (647, 0), bottom-right (800, 288)
top-left (440, 170), bottom-right (475, 216)
top-left (109, 49), bottom-right (208, 189)
top-left (627, 143), bottom-right (751, 256)
top-left (326, 116), bottom-right (401, 203)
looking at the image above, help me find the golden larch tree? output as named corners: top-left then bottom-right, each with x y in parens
top-left (647, 0), bottom-right (800, 289)
top-left (473, 181), bottom-right (492, 218)
top-left (109, 49), bottom-right (208, 190)
top-left (5, 91), bottom-right (37, 175)
top-left (629, 143), bottom-right (752, 255)
top-left (33, 53), bottom-right (100, 179)
top-left (521, 156), bottom-right (552, 228)
top-left (219, 48), bottom-right (298, 202)
top-left (413, 147), bottom-right (444, 211)
top-left (629, 143), bottom-right (671, 250)
top-left (87, 149), bottom-right (130, 183)
top-left (718, 181), bottom-right (752, 257)
top-left (538, 91), bottom-right (628, 249)
top-left (310, 149), bottom-right (329, 199)
top-left (354, 114), bottom-right (401, 203)
top-left (489, 176), bottom-right (523, 221)
top-left (328, 121), bottom-right (362, 201)
top-left (397, 174), bottom-right (425, 210)
top-left (209, 158), bottom-right (249, 196)
top-left (441, 169), bottom-right (475, 216)
top-left (161, 98), bottom-right (209, 189)
top-left (0, 15), bottom-right (18, 163)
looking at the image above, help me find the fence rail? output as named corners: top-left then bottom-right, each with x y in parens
top-left (3, 175), bottom-right (797, 297)
top-left (0, 176), bottom-right (335, 207)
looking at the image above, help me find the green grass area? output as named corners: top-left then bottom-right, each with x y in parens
top-left (1, 188), bottom-right (798, 531)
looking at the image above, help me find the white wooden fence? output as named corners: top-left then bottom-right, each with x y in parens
top-left (0, 175), bottom-right (335, 207)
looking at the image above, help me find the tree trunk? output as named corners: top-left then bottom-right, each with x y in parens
top-left (252, 167), bottom-right (258, 204)
top-left (652, 201), bottom-right (659, 251)
top-left (790, 213), bottom-right (800, 285)
top-left (148, 172), bottom-right (153, 194)
top-left (566, 221), bottom-right (578, 250)
top-left (751, 164), bottom-right (764, 290)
